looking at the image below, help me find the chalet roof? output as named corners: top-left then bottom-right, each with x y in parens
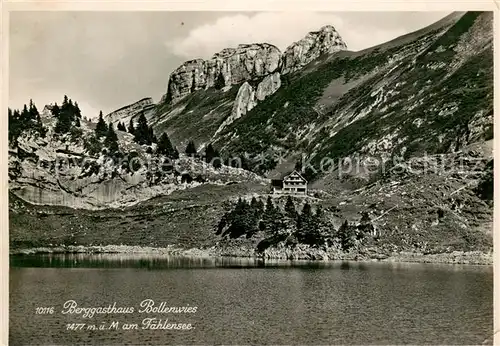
top-left (283, 170), bottom-right (307, 182)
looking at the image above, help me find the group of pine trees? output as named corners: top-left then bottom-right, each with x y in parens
top-left (126, 113), bottom-right (157, 146)
top-left (216, 196), bottom-right (373, 252)
top-left (8, 99), bottom-right (46, 145)
top-left (53, 95), bottom-right (82, 134)
top-left (216, 196), bottom-right (330, 244)
top-left (8, 96), bottom-right (231, 170)
top-left (81, 111), bottom-right (118, 156)
top-left (9, 95), bottom-right (86, 145)
top-left (183, 140), bottom-right (227, 170)
top-left (156, 132), bottom-right (179, 159)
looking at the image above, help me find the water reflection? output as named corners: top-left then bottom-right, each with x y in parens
top-left (10, 253), bottom-right (492, 273)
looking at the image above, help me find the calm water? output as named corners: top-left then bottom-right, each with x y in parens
top-left (10, 254), bottom-right (493, 345)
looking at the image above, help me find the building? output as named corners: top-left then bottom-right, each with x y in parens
top-left (272, 170), bottom-right (308, 196)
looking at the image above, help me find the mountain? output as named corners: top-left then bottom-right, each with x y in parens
top-left (150, 11), bottom-right (492, 183)
top-left (9, 12), bottom-right (493, 260)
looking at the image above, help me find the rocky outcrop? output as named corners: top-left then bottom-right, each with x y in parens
top-left (41, 105), bottom-right (55, 118)
top-left (256, 72), bottom-right (282, 101)
top-left (8, 118), bottom-right (266, 210)
top-left (162, 25), bottom-right (347, 106)
top-left (281, 25), bottom-right (347, 74)
top-left (105, 97), bottom-right (155, 126)
top-left (165, 44), bottom-right (282, 104)
top-left (214, 72), bottom-right (282, 136)
top-left (232, 82), bottom-right (257, 121)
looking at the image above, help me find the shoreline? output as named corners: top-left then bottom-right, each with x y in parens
top-left (9, 244), bottom-right (493, 266)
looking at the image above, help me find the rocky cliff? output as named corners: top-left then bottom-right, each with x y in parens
top-left (215, 72), bottom-right (282, 136)
top-left (164, 43), bottom-right (282, 105)
top-left (105, 97), bottom-right (155, 126)
top-left (161, 25), bottom-right (347, 106)
top-left (149, 24), bottom-right (347, 149)
top-left (281, 25), bottom-right (347, 74)
top-left (8, 115), bottom-right (266, 209)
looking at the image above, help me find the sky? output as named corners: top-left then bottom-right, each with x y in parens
top-left (9, 11), bottom-right (451, 119)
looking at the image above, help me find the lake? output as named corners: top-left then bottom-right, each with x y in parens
top-left (10, 254), bottom-right (493, 345)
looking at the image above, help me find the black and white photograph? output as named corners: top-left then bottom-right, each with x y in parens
top-left (6, 4), bottom-right (496, 345)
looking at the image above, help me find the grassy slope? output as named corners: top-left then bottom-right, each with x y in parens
top-left (311, 12), bottom-right (492, 163)
top-left (151, 85), bottom-right (240, 149)
top-left (322, 163), bottom-right (492, 253)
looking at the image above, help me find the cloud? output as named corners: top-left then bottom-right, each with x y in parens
top-left (165, 11), bottom-right (445, 59)
top-left (166, 12), bottom-right (347, 58)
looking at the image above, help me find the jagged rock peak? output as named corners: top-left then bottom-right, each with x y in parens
top-left (164, 43), bottom-right (282, 104)
top-left (163, 25), bottom-right (346, 104)
top-left (281, 24), bottom-right (347, 74)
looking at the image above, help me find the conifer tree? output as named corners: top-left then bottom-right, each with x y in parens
top-left (285, 195), bottom-right (297, 219)
top-left (296, 202), bottom-right (314, 244)
top-left (28, 99), bottom-right (39, 121)
top-left (95, 111), bottom-right (108, 138)
top-left (128, 119), bottom-right (135, 134)
top-left (250, 196), bottom-right (258, 207)
top-left (74, 102), bottom-right (82, 118)
top-left (337, 220), bottom-right (356, 251)
top-left (205, 143), bottom-right (216, 164)
top-left (185, 140), bottom-right (197, 157)
top-left (134, 113), bottom-right (151, 145)
top-left (156, 132), bottom-right (177, 158)
top-left (265, 196), bottom-right (274, 213)
top-left (8, 108), bottom-right (19, 144)
top-left (250, 197), bottom-right (264, 218)
top-left (259, 196), bottom-right (284, 236)
top-left (54, 100), bottom-right (72, 134)
top-left (104, 122), bottom-right (119, 154)
top-left (117, 122), bottom-right (126, 131)
top-left (172, 146), bottom-right (180, 159)
top-left (51, 103), bottom-right (60, 118)
top-left (21, 104), bottom-right (29, 122)
top-left (148, 126), bottom-right (157, 143)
